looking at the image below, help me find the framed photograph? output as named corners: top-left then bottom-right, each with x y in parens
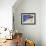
top-left (21, 13), bottom-right (36, 25)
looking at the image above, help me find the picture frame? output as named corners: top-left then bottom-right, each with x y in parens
top-left (21, 13), bottom-right (36, 25)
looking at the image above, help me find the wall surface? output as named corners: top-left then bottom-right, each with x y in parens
top-left (0, 0), bottom-right (17, 38)
top-left (41, 0), bottom-right (46, 46)
top-left (0, 0), bottom-right (17, 30)
top-left (13, 0), bottom-right (41, 46)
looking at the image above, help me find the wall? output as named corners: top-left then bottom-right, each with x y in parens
top-left (0, 0), bottom-right (17, 38)
top-left (0, 0), bottom-right (17, 30)
top-left (41, 0), bottom-right (46, 46)
top-left (13, 0), bottom-right (41, 46)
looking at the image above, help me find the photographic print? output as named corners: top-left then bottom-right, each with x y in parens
top-left (21, 13), bottom-right (36, 25)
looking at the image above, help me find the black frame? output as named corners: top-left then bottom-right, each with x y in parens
top-left (21, 13), bottom-right (36, 25)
